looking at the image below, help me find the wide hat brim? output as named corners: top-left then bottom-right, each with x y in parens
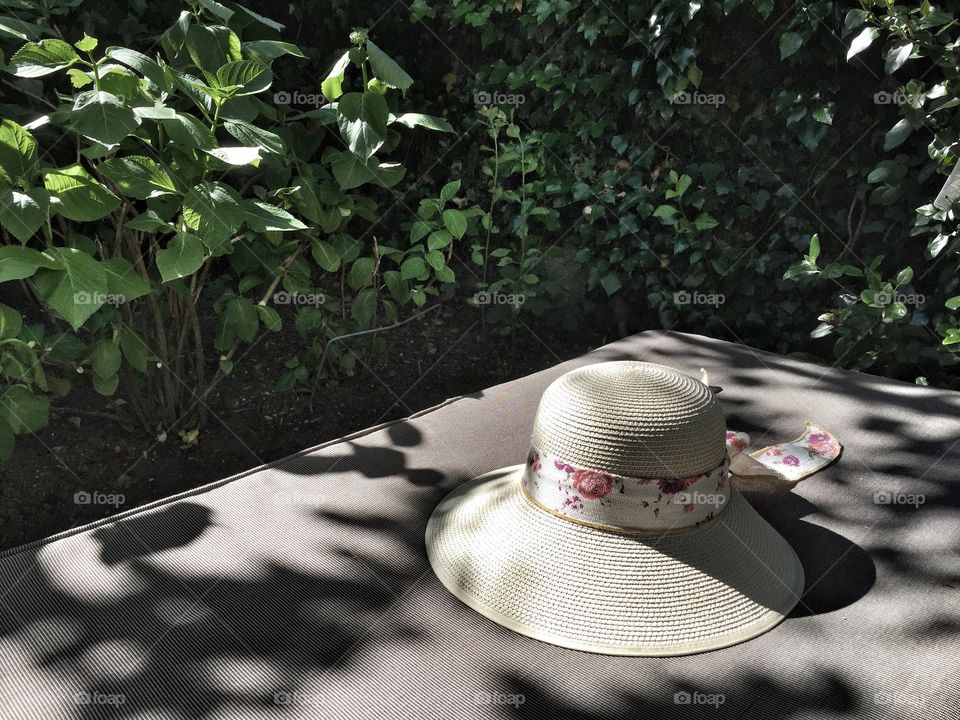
top-left (426, 465), bottom-right (804, 656)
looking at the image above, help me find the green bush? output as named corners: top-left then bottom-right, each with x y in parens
top-left (0, 1), bottom-right (457, 460)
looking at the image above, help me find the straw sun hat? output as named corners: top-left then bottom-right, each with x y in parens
top-left (426, 361), bottom-right (841, 656)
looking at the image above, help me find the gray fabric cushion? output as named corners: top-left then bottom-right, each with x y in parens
top-left (1, 330), bottom-right (958, 719)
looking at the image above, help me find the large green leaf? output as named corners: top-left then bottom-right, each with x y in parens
top-left (9, 39), bottom-right (78, 77)
top-left (0, 245), bottom-right (59, 281)
top-left (0, 187), bottom-right (47, 243)
top-left (119, 326), bottom-right (150, 373)
top-left (99, 156), bottom-right (176, 199)
top-left (442, 208), bottom-right (467, 239)
top-left (241, 200), bottom-right (306, 232)
top-left (391, 113), bottom-right (454, 133)
top-left (159, 111), bottom-right (216, 149)
top-left (32, 247), bottom-right (108, 330)
top-left (847, 27), bottom-right (878, 60)
top-left (0, 385), bottom-right (48, 433)
top-left (224, 120), bottom-right (284, 154)
top-left (311, 239), bottom-right (340, 272)
top-left (321, 51), bottom-right (351, 101)
top-left (43, 164), bottom-right (120, 221)
top-left (156, 232), bottom-right (205, 282)
top-left (182, 182), bottom-right (242, 251)
top-left (366, 40), bottom-right (412, 93)
top-left (242, 40), bottom-right (305, 63)
top-left (351, 287), bottom-right (375, 327)
top-left (101, 257), bottom-right (151, 301)
top-left (330, 152), bottom-right (404, 190)
top-left (105, 47), bottom-right (170, 91)
top-left (348, 257), bottom-right (375, 289)
top-left (214, 60), bottom-right (272, 96)
top-left (185, 23), bottom-right (241, 72)
top-left (70, 90), bottom-right (140, 145)
top-left (87, 338), bottom-right (121, 379)
top-left (337, 91), bottom-right (389, 159)
top-left (224, 296), bottom-right (258, 342)
top-left (0, 303), bottom-right (21, 340)
top-left (0, 119), bottom-right (39, 186)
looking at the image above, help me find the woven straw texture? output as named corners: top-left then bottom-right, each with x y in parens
top-left (426, 466), bottom-right (805, 656)
top-left (530, 361), bottom-right (726, 478)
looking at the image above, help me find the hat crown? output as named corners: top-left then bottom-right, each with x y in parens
top-left (530, 361), bottom-right (726, 479)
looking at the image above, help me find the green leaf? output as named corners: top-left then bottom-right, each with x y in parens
top-left (0, 119), bottom-right (39, 185)
top-left (653, 204), bottom-right (678, 220)
top-left (812, 105), bottom-right (834, 125)
top-left (225, 297), bottom-right (258, 341)
top-left (0, 188), bottom-right (47, 243)
top-left (105, 47), bottom-right (169, 90)
top-left (43, 164), bottom-right (120, 221)
top-left (810, 322), bottom-right (833, 338)
top-left (410, 220), bottom-right (432, 244)
top-left (0, 303), bottom-right (22, 340)
top-left (600, 271), bottom-right (622, 295)
top-left (99, 156), bottom-right (176, 199)
top-left (809, 233), bottom-right (820, 260)
top-left (70, 90), bottom-right (141, 145)
top-left (351, 287), bottom-right (376, 327)
top-left (311, 239), bottom-right (340, 272)
top-left (383, 270), bottom-right (408, 303)
top-left (428, 229), bottom-right (452, 250)
top-left (337, 91), bottom-right (389, 159)
top-left (91, 372), bottom-right (119, 396)
top-left (185, 23), bottom-right (241, 72)
top-left (847, 27), bottom-right (878, 60)
top-left (0, 16), bottom-right (41, 42)
top-left (442, 208), bottom-right (467, 239)
top-left (224, 120), bottom-right (284, 154)
top-left (366, 40), bottom-right (412, 93)
top-left (883, 119), bottom-right (913, 151)
top-left (256, 304), bottom-right (281, 332)
top-left (242, 40), bottom-right (305, 63)
top-left (400, 256), bottom-right (427, 280)
top-left (945, 296), bottom-right (960, 311)
top-left (779, 32), bottom-right (803, 60)
top-left (896, 267), bottom-right (913, 285)
top-left (197, 0), bottom-right (234, 22)
top-left (74, 33), bottom-right (97, 53)
top-left (88, 338), bottom-right (121, 379)
top-left (882, 302), bottom-right (908, 323)
top-left (101, 257), bottom-right (151, 301)
top-left (9, 39), bottom-right (78, 77)
top-left (885, 42), bottom-right (913, 75)
top-left (241, 200), bottom-right (306, 232)
top-left (0, 245), bottom-right (59, 281)
top-left (159, 112), bottom-right (216, 150)
top-left (391, 113), bottom-right (454, 132)
top-left (348, 256), bottom-right (375, 289)
top-left (321, 51), bottom-right (351, 101)
top-left (215, 60), bottom-right (272, 96)
top-left (32, 247), bottom-right (108, 330)
top-left (156, 233), bottom-right (205, 282)
top-left (120, 326), bottom-right (150, 372)
top-left (693, 213), bottom-right (718, 230)
top-left (182, 182), bottom-right (242, 251)
top-left (204, 146), bottom-right (261, 166)
top-left (0, 385), bottom-right (48, 433)
top-left (126, 211), bottom-right (175, 232)
top-left (439, 180), bottom-right (461, 205)
top-left (330, 151), bottom-right (404, 190)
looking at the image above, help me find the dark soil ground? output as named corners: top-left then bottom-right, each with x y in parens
top-left (0, 301), bottom-right (603, 551)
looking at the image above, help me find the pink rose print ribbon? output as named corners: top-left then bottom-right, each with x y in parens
top-left (521, 423), bottom-right (841, 535)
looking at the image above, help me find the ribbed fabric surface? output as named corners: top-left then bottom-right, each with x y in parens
top-left (0, 331), bottom-right (957, 719)
top-left (531, 362), bottom-right (726, 478)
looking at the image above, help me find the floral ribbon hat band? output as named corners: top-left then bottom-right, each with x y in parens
top-left (426, 361), bottom-right (842, 656)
